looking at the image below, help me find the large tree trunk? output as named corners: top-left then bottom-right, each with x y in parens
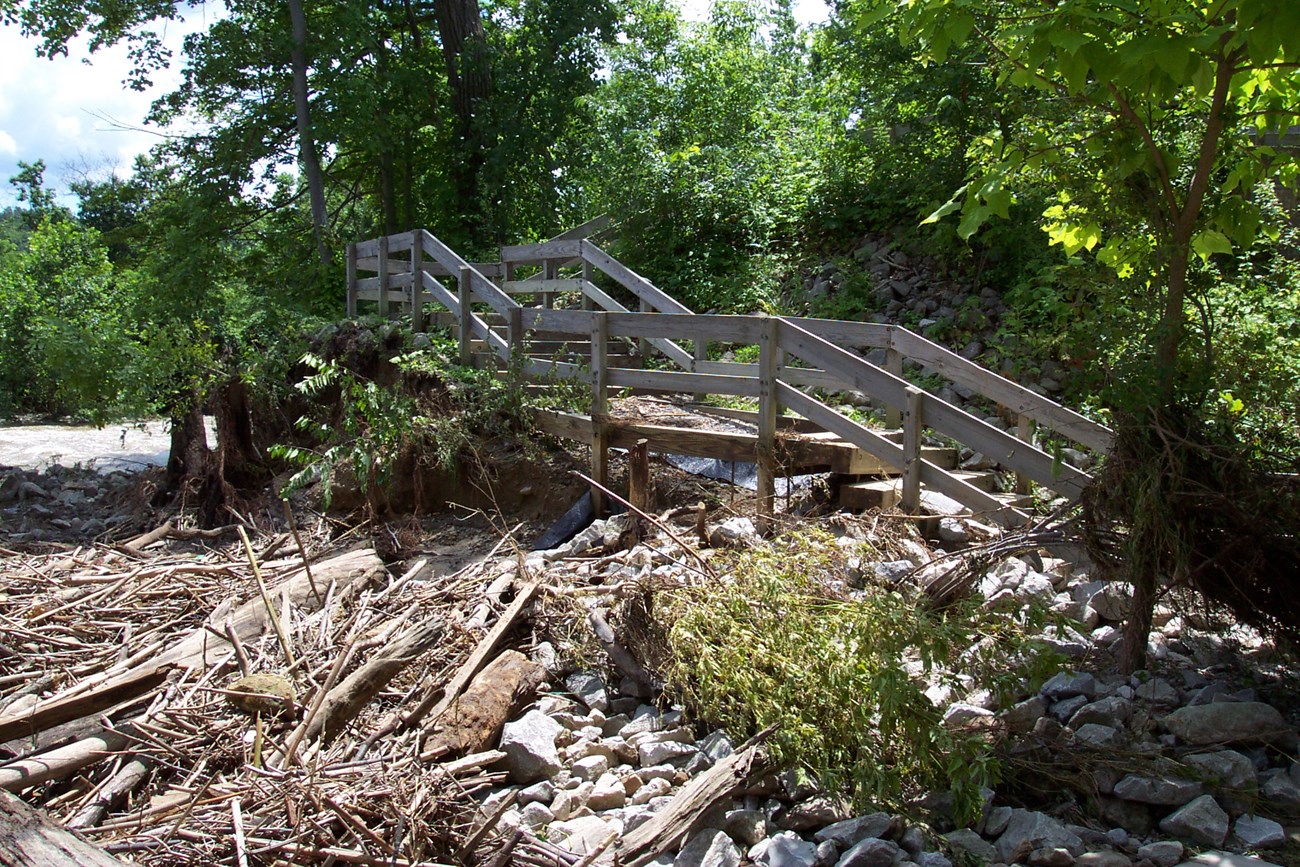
top-left (287, 0), bottom-right (330, 265)
top-left (433, 0), bottom-right (492, 242)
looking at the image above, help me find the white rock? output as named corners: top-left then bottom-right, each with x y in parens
top-left (571, 754), bottom-right (612, 782)
top-left (757, 830), bottom-right (817, 867)
top-left (676, 828), bottom-right (741, 867)
top-left (566, 671), bottom-right (610, 712)
top-left (836, 837), bottom-right (901, 867)
top-left (710, 517), bottom-right (760, 549)
top-left (632, 777), bottom-right (673, 805)
top-left (520, 802), bottom-right (554, 829)
top-left (639, 740), bottom-right (698, 767)
top-left (587, 772), bottom-right (627, 810)
top-left (500, 709), bottom-right (564, 784)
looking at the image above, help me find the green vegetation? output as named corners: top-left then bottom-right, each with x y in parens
top-left (651, 530), bottom-right (1061, 822)
top-left (1, 0), bottom-right (1298, 652)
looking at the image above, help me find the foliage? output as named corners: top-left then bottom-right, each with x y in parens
top-left (654, 529), bottom-right (1061, 821)
top-left (272, 324), bottom-right (556, 510)
top-left (584, 0), bottom-right (827, 312)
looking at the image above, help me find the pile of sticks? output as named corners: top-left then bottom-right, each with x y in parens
top-left (0, 525), bottom-right (553, 866)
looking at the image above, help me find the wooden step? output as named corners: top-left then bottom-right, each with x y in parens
top-left (838, 470), bottom-right (1000, 512)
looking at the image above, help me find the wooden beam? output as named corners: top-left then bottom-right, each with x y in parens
top-left (901, 386), bottom-right (923, 513)
top-left (756, 317), bottom-right (779, 534)
top-left (591, 313), bottom-right (610, 516)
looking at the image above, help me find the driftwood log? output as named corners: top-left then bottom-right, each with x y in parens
top-left (618, 730), bottom-right (774, 867)
top-left (420, 650), bottom-right (546, 762)
top-left (0, 788), bottom-right (123, 866)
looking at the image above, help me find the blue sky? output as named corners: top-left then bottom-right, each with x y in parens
top-left (0, 0), bottom-right (828, 209)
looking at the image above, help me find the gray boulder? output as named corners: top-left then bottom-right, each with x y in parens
top-left (1043, 671), bottom-right (1097, 701)
top-left (995, 810), bottom-right (1084, 862)
top-left (944, 829), bottom-right (996, 862)
top-left (1158, 795), bottom-right (1230, 847)
top-left (1112, 774), bottom-right (1202, 805)
top-left (1162, 703), bottom-right (1298, 749)
top-left (1233, 814), bottom-right (1286, 849)
top-left (1137, 841), bottom-right (1185, 867)
top-left (815, 814), bottom-right (896, 849)
top-left (837, 837), bottom-right (902, 867)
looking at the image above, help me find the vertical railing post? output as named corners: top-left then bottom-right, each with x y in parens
top-left (590, 312), bottom-right (610, 517)
top-left (507, 305), bottom-right (523, 368)
top-left (542, 259), bottom-right (556, 310)
top-left (885, 329), bottom-right (904, 429)
top-left (901, 385), bottom-right (924, 512)
top-left (457, 266), bottom-right (473, 368)
top-left (637, 296), bottom-right (651, 361)
top-left (345, 242), bottom-right (358, 317)
top-left (377, 236), bottom-right (390, 319)
top-left (410, 230), bottom-right (424, 333)
top-left (581, 259), bottom-right (595, 311)
top-left (1016, 414), bottom-right (1035, 496)
top-left (756, 316), bottom-right (779, 535)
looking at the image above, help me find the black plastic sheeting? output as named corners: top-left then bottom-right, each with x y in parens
top-left (530, 490), bottom-right (625, 551)
top-left (661, 453), bottom-right (815, 497)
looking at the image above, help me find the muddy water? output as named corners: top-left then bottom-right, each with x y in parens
top-left (0, 420), bottom-right (176, 472)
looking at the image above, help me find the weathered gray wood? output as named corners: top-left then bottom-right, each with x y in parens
top-left (892, 329), bottom-right (1112, 452)
top-left (757, 317), bottom-right (779, 534)
top-left (629, 438), bottom-right (650, 513)
top-left (695, 359), bottom-right (843, 392)
top-left (0, 727), bottom-right (133, 792)
top-left (604, 312), bottom-right (762, 343)
top-left (780, 385), bottom-right (1026, 525)
top-left (501, 278), bottom-right (585, 294)
top-left (901, 386), bottom-right (924, 512)
top-left (618, 739), bottom-right (771, 867)
top-left (885, 345), bottom-right (903, 428)
top-left (581, 241), bottom-right (693, 315)
top-left (458, 267), bottom-right (472, 367)
top-left (524, 307), bottom-right (592, 334)
top-left (776, 319), bottom-right (1091, 500)
top-left (790, 317), bottom-right (894, 350)
top-left (579, 282), bottom-right (695, 368)
top-left (591, 312), bottom-right (611, 516)
top-left (345, 243), bottom-right (358, 317)
top-left (0, 788), bottom-right (125, 865)
top-left (0, 664), bottom-right (171, 746)
top-left (410, 231), bottom-right (424, 332)
top-left (1016, 414), bottom-right (1034, 496)
top-left (499, 239), bottom-right (584, 263)
top-left (606, 368), bottom-right (760, 398)
top-left (377, 236), bottom-right (390, 318)
top-left (420, 232), bottom-right (518, 321)
top-left (420, 271), bottom-right (460, 316)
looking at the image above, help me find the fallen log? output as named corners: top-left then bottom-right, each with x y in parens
top-left (307, 617), bottom-right (445, 745)
top-left (0, 788), bottom-right (124, 866)
top-left (0, 727), bottom-right (133, 792)
top-left (420, 650), bottom-right (546, 762)
top-left (618, 728), bottom-right (775, 867)
top-left (404, 580), bottom-right (540, 734)
top-left (0, 664), bottom-right (172, 746)
top-left (66, 754), bottom-right (154, 830)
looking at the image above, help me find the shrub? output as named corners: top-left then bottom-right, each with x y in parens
top-left (647, 529), bottom-right (1061, 823)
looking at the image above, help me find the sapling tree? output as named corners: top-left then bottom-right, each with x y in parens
top-left (846, 0), bottom-right (1300, 669)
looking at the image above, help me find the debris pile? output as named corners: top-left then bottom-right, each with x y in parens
top-left (0, 473), bottom-right (1296, 866)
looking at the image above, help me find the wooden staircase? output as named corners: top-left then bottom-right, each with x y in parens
top-left (346, 222), bottom-right (1112, 528)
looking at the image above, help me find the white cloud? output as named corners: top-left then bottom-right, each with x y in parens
top-left (0, 6), bottom-right (218, 207)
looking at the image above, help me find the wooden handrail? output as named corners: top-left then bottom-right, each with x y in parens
top-left (346, 226), bottom-right (1112, 520)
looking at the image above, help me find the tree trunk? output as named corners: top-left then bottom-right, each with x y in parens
top-left (433, 0), bottom-right (492, 241)
top-left (287, 0), bottom-right (330, 265)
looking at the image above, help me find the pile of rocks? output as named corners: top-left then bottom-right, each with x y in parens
top-left (472, 517), bottom-right (1297, 867)
top-left (0, 464), bottom-right (138, 543)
